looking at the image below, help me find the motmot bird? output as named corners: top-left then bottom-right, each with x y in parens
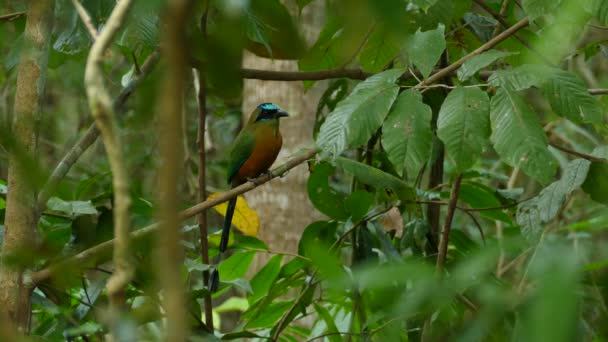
top-left (210, 102), bottom-right (288, 292)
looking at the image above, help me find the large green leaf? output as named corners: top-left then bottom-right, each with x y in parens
top-left (411, 0), bottom-right (440, 12)
top-left (517, 159), bottom-right (590, 240)
top-left (359, 28), bottom-right (400, 72)
top-left (459, 182), bottom-right (512, 224)
top-left (249, 255), bottom-right (283, 304)
top-left (582, 146), bottom-right (608, 204)
top-left (316, 69), bottom-right (403, 158)
top-left (407, 24), bottom-right (445, 78)
top-left (488, 64), bottom-right (554, 90)
top-left (218, 251), bottom-right (255, 282)
top-left (382, 89), bottom-right (432, 178)
top-left (522, 0), bottom-right (562, 21)
top-left (490, 87), bottom-right (557, 183)
top-left (307, 163), bottom-right (349, 219)
top-left (542, 70), bottom-right (603, 124)
top-left (438, 87), bottom-right (490, 171)
top-left (457, 50), bottom-right (516, 81)
top-left (591, 0), bottom-right (608, 24)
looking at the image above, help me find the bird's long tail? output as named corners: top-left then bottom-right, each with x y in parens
top-left (210, 196), bottom-right (237, 292)
top-left (220, 197), bottom-right (237, 252)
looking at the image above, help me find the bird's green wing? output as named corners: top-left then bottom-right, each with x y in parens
top-left (227, 130), bottom-right (255, 184)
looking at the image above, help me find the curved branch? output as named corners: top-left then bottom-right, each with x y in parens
top-left (83, 0), bottom-right (134, 323)
top-left (31, 149), bottom-right (318, 284)
top-left (37, 51), bottom-right (160, 210)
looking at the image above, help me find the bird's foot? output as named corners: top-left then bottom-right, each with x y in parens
top-left (247, 170), bottom-right (274, 185)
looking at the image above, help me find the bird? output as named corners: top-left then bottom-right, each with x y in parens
top-left (210, 102), bottom-right (289, 292)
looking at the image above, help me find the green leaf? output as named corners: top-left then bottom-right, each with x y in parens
top-left (411, 0), bottom-right (440, 12)
top-left (359, 28), bottom-right (400, 72)
top-left (523, 0), bottom-right (562, 21)
top-left (298, 221), bottom-right (338, 258)
top-left (382, 89), bottom-right (433, 178)
top-left (39, 216), bottom-right (72, 251)
top-left (249, 255), bottom-right (282, 304)
top-left (438, 87), bottom-right (490, 171)
top-left (542, 70), bottom-right (603, 124)
top-left (490, 87), bottom-right (557, 183)
top-left (459, 183), bottom-right (512, 223)
top-left (313, 303), bottom-right (342, 342)
top-left (46, 197), bottom-right (97, 217)
top-left (0, 198), bottom-right (4, 210)
top-left (457, 50), bottom-right (517, 81)
top-left (218, 251), bottom-right (255, 282)
top-left (463, 12), bottom-right (497, 43)
top-left (582, 146), bottom-right (608, 204)
top-left (345, 191), bottom-right (375, 222)
top-left (518, 159), bottom-right (590, 240)
top-left (222, 331), bottom-right (265, 340)
top-left (334, 157), bottom-right (412, 192)
top-left (488, 64), bottom-right (554, 90)
top-left (316, 68), bottom-right (403, 158)
top-left (0, 179), bottom-right (6, 194)
top-left (244, 300), bottom-right (294, 329)
top-left (407, 24), bottom-right (445, 78)
top-left (299, 18), bottom-right (344, 89)
top-left (591, 0), bottom-right (608, 24)
top-left (307, 162), bottom-right (348, 220)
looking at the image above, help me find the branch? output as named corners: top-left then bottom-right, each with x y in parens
top-left (588, 88), bottom-right (608, 95)
top-left (0, 11), bottom-right (25, 21)
top-left (157, 0), bottom-right (192, 338)
top-left (491, 0), bottom-right (511, 38)
top-left (436, 174), bottom-right (463, 272)
top-left (418, 17), bottom-right (529, 87)
top-left (71, 0), bottom-right (98, 39)
top-left (240, 67), bottom-right (373, 81)
top-left (31, 149), bottom-right (318, 284)
top-left (36, 50), bottom-right (160, 210)
top-left (196, 2), bottom-right (214, 332)
top-left (549, 142), bottom-right (607, 163)
top-left (83, 0), bottom-right (134, 327)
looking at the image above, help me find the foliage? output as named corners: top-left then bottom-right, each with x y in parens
top-left (1, 0), bottom-right (608, 341)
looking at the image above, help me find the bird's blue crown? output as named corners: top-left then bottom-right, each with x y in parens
top-left (259, 103), bottom-right (279, 111)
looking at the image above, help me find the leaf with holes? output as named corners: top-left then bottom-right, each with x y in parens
top-left (316, 68), bottom-right (403, 158)
top-left (490, 87), bottom-right (557, 183)
top-left (438, 87), bottom-right (490, 171)
top-left (382, 89), bottom-right (432, 178)
top-left (517, 159), bottom-right (590, 240)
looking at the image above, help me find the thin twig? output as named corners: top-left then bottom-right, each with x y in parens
top-left (417, 17), bottom-right (530, 87)
top-left (239, 67), bottom-right (373, 81)
top-left (0, 11), bottom-right (25, 21)
top-left (83, 0), bottom-right (135, 329)
top-left (31, 149), bottom-right (318, 284)
top-left (436, 174), bottom-right (463, 272)
top-left (472, 0), bottom-right (553, 66)
top-left (491, 0), bottom-right (511, 38)
top-left (549, 142), bottom-right (607, 163)
top-left (196, 0), bottom-right (214, 332)
top-left (71, 0), bottom-right (98, 39)
top-left (37, 51), bottom-right (160, 210)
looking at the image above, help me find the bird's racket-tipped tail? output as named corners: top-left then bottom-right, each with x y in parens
top-left (210, 197), bottom-right (237, 293)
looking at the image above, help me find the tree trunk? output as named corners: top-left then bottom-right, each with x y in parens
top-left (0, 0), bottom-right (54, 333)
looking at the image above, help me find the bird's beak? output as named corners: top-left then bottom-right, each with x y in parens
top-left (276, 110), bottom-right (289, 118)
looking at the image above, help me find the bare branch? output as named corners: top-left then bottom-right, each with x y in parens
top-left (549, 142), bottom-right (607, 163)
top-left (240, 67), bottom-right (373, 81)
top-left (0, 11), bottom-right (25, 21)
top-left (418, 18), bottom-right (530, 87)
top-left (491, 0), bottom-right (511, 38)
top-left (195, 1), bottom-right (214, 332)
top-left (31, 149), bottom-right (318, 284)
top-left (157, 0), bottom-right (192, 339)
top-left (37, 50), bottom-right (160, 210)
top-left (71, 0), bottom-right (98, 39)
top-left (436, 174), bottom-right (463, 272)
top-left (83, 0), bottom-right (134, 331)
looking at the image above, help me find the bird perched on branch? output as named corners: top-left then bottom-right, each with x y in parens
top-left (210, 102), bottom-right (289, 292)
